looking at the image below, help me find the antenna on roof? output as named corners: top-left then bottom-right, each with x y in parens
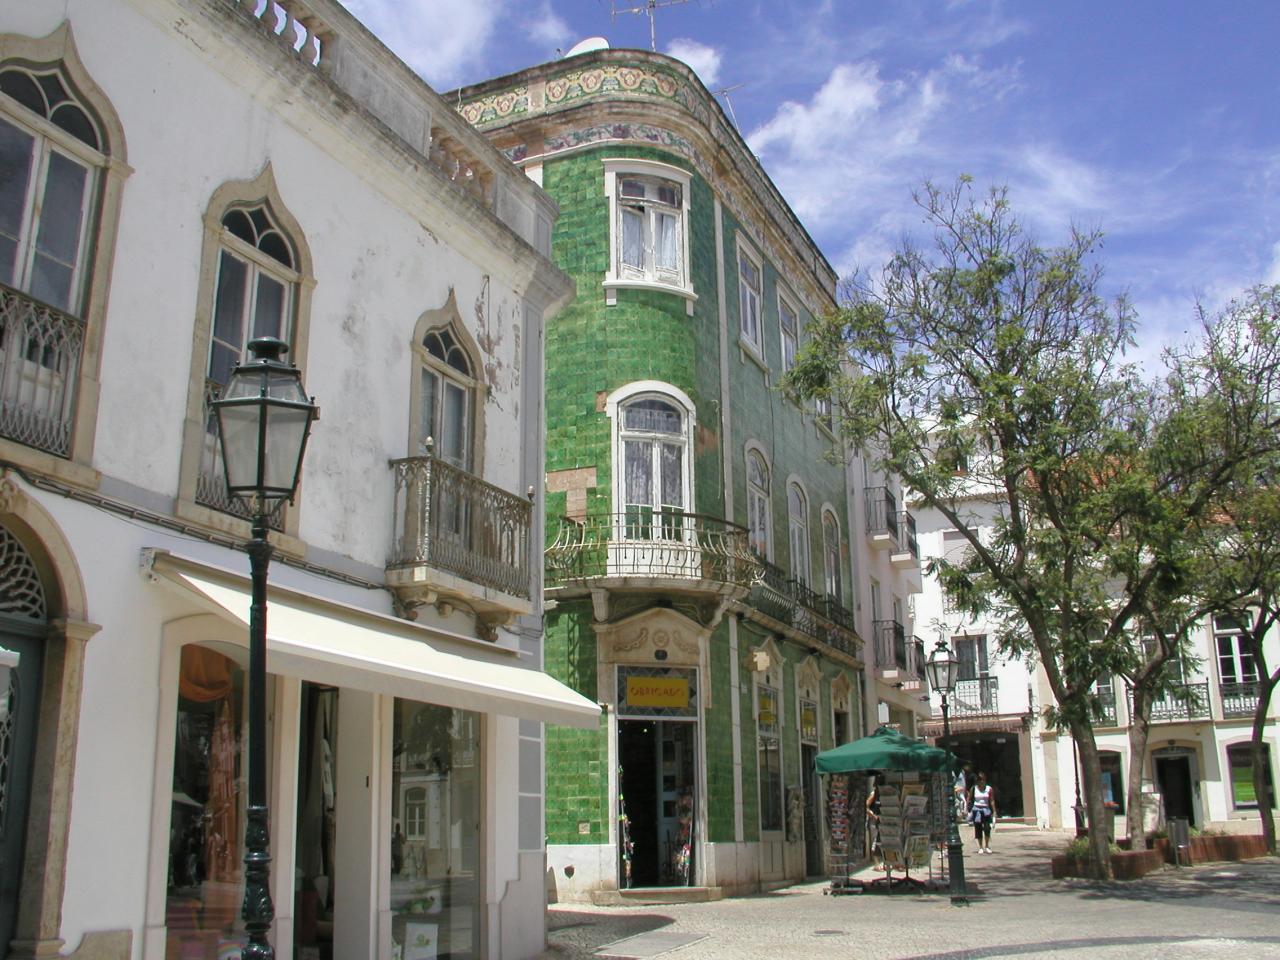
top-left (611, 0), bottom-right (692, 52)
top-left (714, 82), bottom-right (744, 129)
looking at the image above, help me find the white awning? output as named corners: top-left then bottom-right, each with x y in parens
top-left (149, 552), bottom-right (599, 729)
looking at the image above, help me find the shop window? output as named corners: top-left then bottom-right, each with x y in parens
top-left (0, 40), bottom-right (126, 463)
top-left (602, 159), bottom-right (693, 309)
top-left (1228, 743), bottom-right (1273, 809)
top-left (757, 683), bottom-right (782, 832)
top-left (391, 698), bottom-right (480, 960)
top-left (1098, 751), bottom-right (1124, 814)
top-left (165, 644), bottom-right (251, 959)
top-left (746, 448), bottom-right (771, 559)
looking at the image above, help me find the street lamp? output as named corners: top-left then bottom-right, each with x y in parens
top-left (213, 336), bottom-right (318, 960)
top-left (925, 635), bottom-right (967, 905)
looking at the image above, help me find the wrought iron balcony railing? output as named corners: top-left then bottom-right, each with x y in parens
top-left (864, 486), bottom-right (899, 541)
top-left (1219, 681), bottom-right (1260, 719)
top-left (546, 510), bottom-right (757, 592)
top-left (912, 637), bottom-right (927, 681)
top-left (874, 619), bottom-right (907, 671)
top-left (1093, 683), bottom-right (1119, 726)
top-left (952, 676), bottom-right (999, 717)
top-left (196, 378), bottom-right (285, 531)
top-left (748, 559), bottom-right (860, 657)
top-left (0, 281), bottom-right (84, 457)
top-left (899, 511), bottom-right (918, 558)
top-left (391, 454), bottom-right (532, 599)
top-left (1128, 681), bottom-right (1211, 724)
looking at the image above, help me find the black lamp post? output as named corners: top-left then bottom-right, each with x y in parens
top-left (926, 636), bottom-right (967, 905)
top-left (213, 337), bottom-right (318, 959)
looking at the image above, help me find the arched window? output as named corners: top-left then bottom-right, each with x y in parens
top-left (617, 393), bottom-right (690, 539)
top-left (822, 510), bottom-right (842, 605)
top-left (178, 166), bottom-right (313, 537)
top-left (196, 202), bottom-right (301, 523)
top-left (746, 449), bottom-right (771, 559)
top-left (0, 522), bottom-right (47, 951)
top-left (419, 324), bottom-right (476, 469)
top-left (787, 482), bottom-right (810, 586)
top-left (0, 28), bottom-right (127, 465)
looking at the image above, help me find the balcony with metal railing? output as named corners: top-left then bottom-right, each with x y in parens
top-left (1093, 682), bottom-right (1119, 726)
top-left (1219, 681), bottom-right (1260, 719)
top-left (743, 560), bottom-right (861, 660)
top-left (546, 510), bottom-right (759, 599)
top-left (864, 486), bottom-right (899, 550)
top-left (1128, 681), bottom-right (1211, 724)
top-left (951, 676), bottom-right (1000, 717)
top-left (890, 510), bottom-right (919, 570)
top-left (912, 637), bottom-right (928, 684)
top-left (0, 282), bottom-right (84, 458)
top-left (388, 453), bottom-right (534, 631)
top-left (874, 619), bottom-right (907, 673)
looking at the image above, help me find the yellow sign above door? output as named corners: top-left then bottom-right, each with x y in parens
top-left (626, 676), bottom-right (691, 709)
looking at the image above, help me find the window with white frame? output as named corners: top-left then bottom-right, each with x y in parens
top-left (746, 449), bottom-right (771, 559)
top-left (1214, 615), bottom-right (1257, 685)
top-left (779, 294), bottom-right (798, 372)
top-left (197, 203), bottom-right (301, 522)
top-left (822, 510), bottom-right (842, 605)
top-left (0, 66), bottom-right (99, 314)
top-left (787, 482), bottom-right (810, 586)
top-left (603, 159), bottom-right (692, 306)
top-left (616, 391), bottom-right (691, 540)
top-left (738, 242), bottom-right (762, 353)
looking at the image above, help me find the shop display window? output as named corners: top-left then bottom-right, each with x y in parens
top-left (165, 645), bottom-right (250, 959)
top-left (390, 698), bottom-right (480, 960)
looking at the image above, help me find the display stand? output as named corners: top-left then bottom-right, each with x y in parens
top-left (828, 771), bottom-right (945, 894)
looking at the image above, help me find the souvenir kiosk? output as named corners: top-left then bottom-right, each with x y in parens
top-left (815, 727), bottom-right (960, 894)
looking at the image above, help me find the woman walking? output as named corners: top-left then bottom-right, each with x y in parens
top-left (968, 771), bottom-right (997, 853)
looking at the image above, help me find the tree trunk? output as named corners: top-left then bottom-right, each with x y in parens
top-left (1251, 674), bottom-right (1278, 855)
top-left (1072, 720), bottom-right (1114, 879)
top-left (1125, 685), bottom-right (1154, 845)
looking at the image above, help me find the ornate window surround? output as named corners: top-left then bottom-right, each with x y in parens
top-left (174, 164), bottom-right (314, 547)
top-left (0, 23), bottom-right (130, 488)
top-left (601, 157), bottom-right (696, 315)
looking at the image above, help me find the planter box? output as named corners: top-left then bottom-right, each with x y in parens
top-left (1051, 848), bottom-right (1164, 880)
top-left (1185, 834), bottom-right (1268, 865)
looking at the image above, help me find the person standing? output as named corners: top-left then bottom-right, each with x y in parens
top-left (968, 771), bottom-right (998, 853)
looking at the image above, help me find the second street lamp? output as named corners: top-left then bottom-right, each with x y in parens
top-left (925, 635), bottom-right (968, 906)
top-left (213, 336), bottom-right (318, 959)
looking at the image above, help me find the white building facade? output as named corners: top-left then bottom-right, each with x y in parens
top-left (0, 3), bottom-right (595, 960)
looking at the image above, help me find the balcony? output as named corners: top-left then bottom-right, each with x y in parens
top-left (0, 282), bottom-right (84, 457)
top-left (890, 510), bottom-right (919, 570)
top-left (388, 454), bottom-right (534, 629)
top-left (745, 560), bottom-right (861, 659)
top-left (1128, 681), bottom-right (1211, 724)
top-left (1220, 681), bottom-right (1260, 719)
top-left (912, 637), bottom-right (928, 684)
top-left (1093, 683), bottom-right (1119, 726)
top-left (952, 677), bottom-right (1000, 717)
top-left (546, 510), bottom-right (758, 601)
top-left (874, 619), bottom-right (907, 672)
top-left (864, 486), bottom-right (898, 550)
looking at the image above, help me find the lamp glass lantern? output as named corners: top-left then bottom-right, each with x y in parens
top-left (214, 337), bottom-right (317, 508)
top-left (926, 637), bottom-right (959, 695)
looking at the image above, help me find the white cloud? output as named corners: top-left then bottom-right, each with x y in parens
top-left (525, 1), bottom-right (573, 50)
top-left (666, 38), bottom-right (722, 88)
top-left (1266, 241), bottom-right (1280, 284)
top-left (338, 0), bottom-right (504, 88)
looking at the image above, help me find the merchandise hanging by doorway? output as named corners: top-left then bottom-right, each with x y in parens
top-left (615, 666), bottom-right (699, 889)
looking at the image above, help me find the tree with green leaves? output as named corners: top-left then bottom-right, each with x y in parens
top-left (784, 179), bottom-right (1279, 878)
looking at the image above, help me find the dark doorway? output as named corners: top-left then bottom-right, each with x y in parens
top-left (0, 627), bottom-right (43, 953)
top-left (946, 732), bottom-right (1025, 818)
top-left (1156, 754), bottom-right (1195, 826)
top-left (618, 719), bottom-right (696, 888)
top-left (295, 683), bottom-right (339, 956)
top-left (801, 744), bottom-right (822, 877)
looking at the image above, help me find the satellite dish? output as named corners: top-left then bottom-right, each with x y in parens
top-left (566, 37), bottom-right (611, 57)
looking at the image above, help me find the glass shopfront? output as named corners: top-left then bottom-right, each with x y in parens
top-left (165, 645), bottom-right (254, 959)
top-left (390, 698), bottom-right (480, 960)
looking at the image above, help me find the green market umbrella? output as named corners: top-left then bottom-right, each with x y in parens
top-left (815, 726), bottom-right (958, 774)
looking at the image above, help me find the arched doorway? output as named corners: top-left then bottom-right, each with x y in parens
top-left (0, 522), bottom-right (49, 950)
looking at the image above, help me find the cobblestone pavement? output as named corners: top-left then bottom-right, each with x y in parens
top-left (538, 825), bottom-right (1280, 960)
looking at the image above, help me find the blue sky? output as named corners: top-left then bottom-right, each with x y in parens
top-left (339, 0), bottom-right (1280, 363)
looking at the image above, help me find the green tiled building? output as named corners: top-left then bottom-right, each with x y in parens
top-left (455, 48), bottom-right (866, 899)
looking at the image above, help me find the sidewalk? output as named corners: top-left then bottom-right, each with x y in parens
top-left (538, 825), bottom-right (1280, 960)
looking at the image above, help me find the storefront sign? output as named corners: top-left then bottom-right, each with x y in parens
top-left (626, 675), bottom-right (690, 709)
